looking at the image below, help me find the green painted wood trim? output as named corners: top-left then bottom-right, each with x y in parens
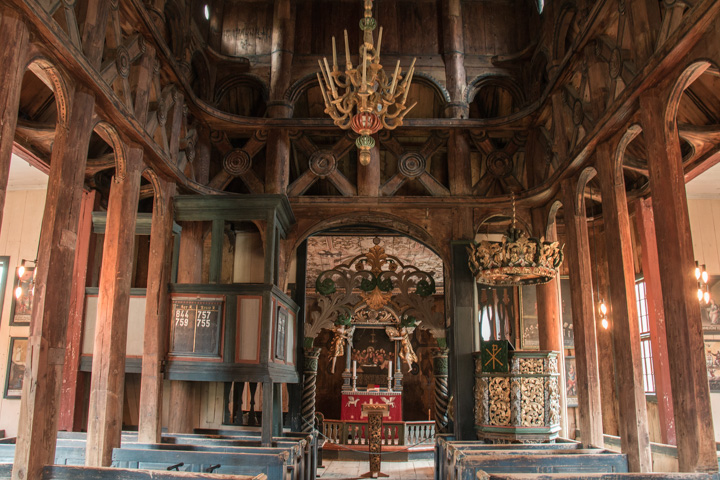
top-left (475, 425), bottom-right (562, 434)
top-left (168, 284), bottom-right (298, 312)
top-left (208, 219), bottom-right (224, 284)
top-left (85, 287), bottom-right (147, 296)
top-left (173, 194), bottom-right (295, 232)
top-left (92, 212), bottom-right (181, 235)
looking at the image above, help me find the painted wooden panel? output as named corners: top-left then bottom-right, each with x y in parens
top-left (688, 199), bottom-right (720, 275)
top-left (82, 295), bottom-right (147, 355)
top-left (236, 296), bottom-right (262, 362)
top-left (220, 1), bottom-right (274, 57)
top-left (234, 232), bottom-right (264, 283)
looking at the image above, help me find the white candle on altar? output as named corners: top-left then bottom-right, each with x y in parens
top-left (353, 360), bottom-right (357, 378)
top-left (388, 361), bottom-right (393, 378)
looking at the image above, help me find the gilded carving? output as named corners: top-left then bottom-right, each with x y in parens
top-left (518, 358), bottom-right (544, 374)
top-left (488, 377), bottom-right (510, 426)
top-left (520, 378), bottom-right (545, 426)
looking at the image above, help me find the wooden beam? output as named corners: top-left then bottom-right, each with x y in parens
top-left (596, 141), bottom-right (651, 472)
top-left (12, 85), bottom-right (99, 480)
top-left (59, 190), bottom-right (98, 432)
top-left (561, 177), bottom-right (604, 449)
top-left (640, 91), bottom-right (716, 472)
top-left (0, 9), bottom-right (30, 238)
top-left (531, 207), bottom-right (568, 438)
top-left (441, 0), bottom-right (467, 118)
top-left (85, 147), bottom-right (143, 467)
top-left (634, 197), bottom-right (676, 445)
top-left (138, 179), bottom-right (176, 444)
top-left (357, 139), bottom-right (380, 197)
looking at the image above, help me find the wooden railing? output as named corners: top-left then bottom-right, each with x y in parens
top-left (322, 420), bottom-right (435, 446)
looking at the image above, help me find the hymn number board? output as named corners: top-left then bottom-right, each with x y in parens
top-left (170, 295), bottom-right (224, 357)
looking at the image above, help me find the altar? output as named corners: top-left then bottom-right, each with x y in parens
top-left (341, 390), bottom-right (402, 421)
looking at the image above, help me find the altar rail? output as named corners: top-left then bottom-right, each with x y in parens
top-left (322, 420), bottom-right (435, 446)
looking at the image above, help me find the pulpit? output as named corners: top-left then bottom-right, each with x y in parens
top-left (474, 349), bottom-right (561, 443)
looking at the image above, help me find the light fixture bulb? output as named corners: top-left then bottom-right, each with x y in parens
top-left (696, 265), bottom-right (701, 280)
top-left (17, 265), bottom-right (24, 278)
top-left (600, 301), bottom-right (607, 316)
top-left (705, 291), bottom-right (711, 304)
top-left (204, 4), bottom-right (210, 20)
top-left (601, 318), bottom-right (609, 330)
top-left (15, 286), bottom-right (22, 299)
top-left (698, 288), bottom-right (704, 301)
top-left (702, 270), bottom-right (709, 284)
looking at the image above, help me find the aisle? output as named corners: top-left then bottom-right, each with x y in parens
top-left (319, 459), bottom-right (434, 479)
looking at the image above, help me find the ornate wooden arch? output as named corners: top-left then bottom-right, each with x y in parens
top-left (94, 122), bottom-right (128, 182)
top-left (666, 60), bottom-right (718, 126)
top-left (465, 74), bottom-right (526, 110)
top-left (553, 3), bottom-right (578, 62)
top-left (142, 168), bottom-right (165, 216)
top-left (24, 57), bottom-right (72, 127)
top-left (546, 200), bottom-right (563, 239)
top-left (614, 124), bottom-right (643, 186)
top-left (306, 239), bottom-right (443, 341)
top-left (575, 167), bottom-right (597, 216)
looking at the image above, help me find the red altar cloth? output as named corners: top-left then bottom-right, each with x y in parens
top-left (341, 391), bottom-right (402, 421)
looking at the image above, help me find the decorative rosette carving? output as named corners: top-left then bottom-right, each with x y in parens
top-left (223, 149), bottom-right (251, 176)
top-left (399, 153), bottom-right (426, 178)
top-left (309, 151), bottom-right (337, 178)
top-left (116, 46), bottom-right (130, 79)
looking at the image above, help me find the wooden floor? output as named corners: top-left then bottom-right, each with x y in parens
top-left (319, 459), bottom-right (434, 479)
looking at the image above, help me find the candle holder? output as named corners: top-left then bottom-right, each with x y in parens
top-left (387, 375), bottom-right (393, 392)
top-left (352, 375), bottom-right (357, 391)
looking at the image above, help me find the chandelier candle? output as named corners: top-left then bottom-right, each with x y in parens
top-left (317, 0), bottom-right (417, 166)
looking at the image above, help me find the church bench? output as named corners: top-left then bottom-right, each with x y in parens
top-left (0, 443), bottom-right (85, 465)
top-left (123, 443), bottom-right (304, 480)
top-left (476, 473), bottom-right (720, 480)
top-left (447, 448), bottom-right (617, 480)
top-left (452, 451), bottom-right (629, 480)
top-left (192, 429), bottom-right (317, 480)
top-left (40, 465), bottom-right (266, 480)
top-left (112, 447), bottom-right (290, 480)
top-left (435, 435), bottom-right (583, 480)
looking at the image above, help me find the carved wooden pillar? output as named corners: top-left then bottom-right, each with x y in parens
top-left (596, 141), bottom-right (651, 472)
top-left (265, 0), bottom-right (295, 194)
top-left (561, 177), bottom-right (604, 448)
top-left (634, 197), bottom-right (675, 445)
top-left (358, 137), bottom-right (380, 196)
top-left (433, 348), bottom-right (450, 433)
top-left (13, 1), bottom-right (110, 469)
top-left (138, 179), bottom-right (176, 444)
top-left (301, 348), bottom-right (321, 433)
top-left (640, 91), bottom-right (717, 472)
top-left (531, 207), bottom-right (568, 438)
top-left (12, 86), bottom-right (101, 480)
top-left (168, 220), bottom-right (205, 434)
top-left (59, 190), bottom-right (98, 432)
top-left (86, 148), bottom-right (144, 467)
top-left (0, 9), bottom-right (29, 232)
top-left (441, 0), bottom-right (471, 196)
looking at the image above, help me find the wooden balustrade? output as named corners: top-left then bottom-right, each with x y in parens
top-left (321, 420), bottom-right (435, 446)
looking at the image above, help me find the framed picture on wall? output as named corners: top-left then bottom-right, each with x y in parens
top-left (701, 276), bottom-right (720, 332)
top-left (9, 266), bottom-right (34, 326)
top-left (274, 306), bottom-right (287, 361)
top-left (560, 277), bottom-right (574, 348)
top-left (565, 356), bottom-right (578, 407)
top-left (520, 285), bottom-right (539, 349)
top-left (4, 337), bottom-right (27, 398)
top-left (704, 333), bottom-right (720, 392)
top-left (0, 257), bottom-right (10, 324)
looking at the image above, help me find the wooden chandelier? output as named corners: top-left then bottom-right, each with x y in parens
top-left (317, 0), bottom-right (417, 166)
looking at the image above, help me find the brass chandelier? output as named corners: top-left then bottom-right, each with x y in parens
top-left (317, 0), bottom-right (417, 166)
top-left (468, 196), bottom-right (564, 286)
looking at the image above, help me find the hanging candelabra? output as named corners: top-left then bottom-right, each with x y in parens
top-left (317, 0), bottom-right (417, 166)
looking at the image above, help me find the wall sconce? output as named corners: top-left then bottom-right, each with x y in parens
top-left (696, 261), bottom-right (711, 304)
top-left (15, 259), bottom-right (36, 299)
